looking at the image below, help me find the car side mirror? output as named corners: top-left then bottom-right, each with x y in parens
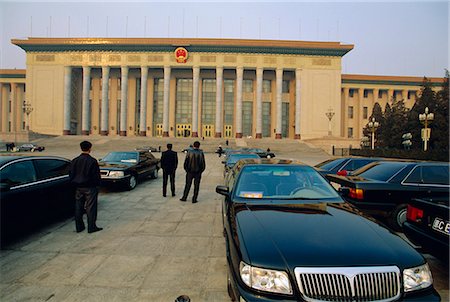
top-left (338, 187), bottom-right (350, 197)
top-left (216, 185), bottom-right (230, 196)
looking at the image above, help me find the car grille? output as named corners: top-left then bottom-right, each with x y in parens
top-left (294, 266), bottom-right (400, 302)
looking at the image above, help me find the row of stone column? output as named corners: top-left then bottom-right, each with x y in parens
top-left (0, 82), bottom-right (23, 133)
top-left (63, 66), bottom-right (303, 138)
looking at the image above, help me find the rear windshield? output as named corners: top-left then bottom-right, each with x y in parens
top-left (235, 165), bottom-right (339, 200)
top-left (315, 158), bottom-right (347, 170)
top-left (356, 162), bottom-right (408, 181)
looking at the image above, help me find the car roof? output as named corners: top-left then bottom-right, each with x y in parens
top-left (234, 158), bottom-right (306, 169)
top-left (0, 155), bottom-right (70, 166)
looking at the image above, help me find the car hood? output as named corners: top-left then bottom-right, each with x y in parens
top-left (98, 162), bottom-right (133, 169)
top-left (235, 202), bottom-right (424, 270)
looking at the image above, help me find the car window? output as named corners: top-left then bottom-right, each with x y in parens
top-left (422, 165), bottom-right (449, 185)
top-left (356, 162), bottom-right (408, 182)
top-left (0, 160), bottom-right (37, 186)
top-left (315, 158), bottom-right (347, 171)
top-left (404, 166), bottom-right (422, 184)
top-left (235, 165), bottom-right (339, 200)
top-left (342, 159), bottom-right (374, 172)
top-left (34, 159), bottom-right (70, 180)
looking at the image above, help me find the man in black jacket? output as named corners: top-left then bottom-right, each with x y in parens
top-left (160, 143), bottom-right (178, 197)
top-left (180, 141), bottom-right (206, 203)
top-left (69, 141), bottom-right (102, 233)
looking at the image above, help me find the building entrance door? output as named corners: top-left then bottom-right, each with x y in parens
top-left (224, 125), bottom-right (233, 138)
top-left (202, 125), bottom-right (214, 138)
top-left (154, 124), bottom-right (163, 137)
top-left (176, 124), bottom-right (192, 137)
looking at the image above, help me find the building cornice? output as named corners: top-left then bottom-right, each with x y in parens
top-left (0, 69), bottom-right (26, 78)
top-left (11, 37), bottom-right (354, 57)
top-left (342, 74), bottom-right (445, 87)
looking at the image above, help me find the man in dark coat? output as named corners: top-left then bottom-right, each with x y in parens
top-left (69, 141), bottom-right (102, 234)
top-left (160, 143), bottom-right (178, 197)
top-left (180, 141), bottom-right (206, 203)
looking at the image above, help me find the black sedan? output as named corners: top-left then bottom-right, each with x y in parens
top-left (17, 143), bottom-right (45, 152)
top-left (404, 196), bottom-right (449, 262)
top-left (315, 156), bottom-right (382, 176)
top-left (222, 153), bottom-right (259, 177)
top-left (216, 158), bottom-right (439, 301)
top-left (243, 148), bottom-right (275, 158)
top-left (99, 151), bottom-right (160, 190)
top-left (0, 155), bottom-right (74, 247)
top-left (326, 161), bottom-right (450, 231)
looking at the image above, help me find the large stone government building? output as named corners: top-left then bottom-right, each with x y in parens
top-left (0, 37), bottom-right (445, 141)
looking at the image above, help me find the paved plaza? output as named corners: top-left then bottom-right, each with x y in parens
top-left (0, 136), bottom-right (448, 301)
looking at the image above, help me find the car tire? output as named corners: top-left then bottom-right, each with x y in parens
top-left (150, 169), bottom-right (158, 179)
top-left (127, 175), bottom-right (137, 190)
top-left (390, 204), bottom-right (407, 231)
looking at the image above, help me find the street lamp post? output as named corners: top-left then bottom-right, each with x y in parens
top-left (325, 108), bottom-right (335, 136)
top-left (419, 107), bottom-right (434, 151)
top-left (367, 117), bottom-right (380, 150)
top-left (22, 101), bottom-right (33, 131)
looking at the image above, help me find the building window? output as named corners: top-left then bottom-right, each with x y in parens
top-left (348, 106), bottom-right (354, 119)
top-left (363, 107), bottom-right (368, 119)
top-left (176, 79), bottom-right (193, 124)
top-left (262, 80), bottom-right (271, 93)
top-left (224, 80), bottom-right (235, 125)
top-left (348, 127), bottom-right (353, 138)
top-left (117, 79), bottom-right (121, 90)
top-left (363, 89), bottom-right (369, 98)
top-left (282, 80), bottom-right (290, 93)
top-left (407, 91), bottom-right (415, 99)
top-left (202, 79), bottom-right (216, 124)
top-left (152, 78), bottom-right (164, 124)
top-left (349, 89), bottom-right (354, 98)
top-left (243, 80), bottom-right (253, 93)
top-left (378, 90), bottom-right (383, 98)
top-left (262, 102), bottom-right (271, 137)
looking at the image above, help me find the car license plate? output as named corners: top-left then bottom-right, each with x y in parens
top-left (431, 217), bottom-right (450, 236)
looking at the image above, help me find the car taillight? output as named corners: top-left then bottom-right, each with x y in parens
top-left (406, 205), bottom-right (423, 222)
top-left (349, 188), bottom-right (364, 200)
top-left (337, 170), bottom-right (348, 176)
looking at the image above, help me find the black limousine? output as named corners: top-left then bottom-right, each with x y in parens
top-left (216, 158), bottom-right (440, 302)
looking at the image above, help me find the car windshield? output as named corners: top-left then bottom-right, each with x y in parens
top-left (101, 152), bottom-right (138, 163)
top-left (227, 154), bottom-right (259, 165)
top-left (354, 162), bottom-right (408, 181)
top-left (235, 165), bottom-right (339, 200)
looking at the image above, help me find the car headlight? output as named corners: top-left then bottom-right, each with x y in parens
top-left (108, 171), bottom-right (125, 178)
top-left (403, 263), bottom-right (433, 292)
top-left (240, 261), bottom-right (292, 295)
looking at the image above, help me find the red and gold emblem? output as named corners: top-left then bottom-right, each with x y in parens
top-left (175, 47), bottom-right (188, 63)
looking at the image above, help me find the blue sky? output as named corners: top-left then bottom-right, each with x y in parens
top-left (0, 1), bottom-right (448, 77)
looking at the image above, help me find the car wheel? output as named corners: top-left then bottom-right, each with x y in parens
top-left (127, 175), bottom-right (137, 190)
top-left (150, 169), bottom-right (158, 179)
top-left (390, 204), bottom-right (407, 231)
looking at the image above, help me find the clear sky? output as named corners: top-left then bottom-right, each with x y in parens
top-left (0, 0), bottom-right (448, 77)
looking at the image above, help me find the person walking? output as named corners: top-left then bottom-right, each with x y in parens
top-left (160, 143), bottom-right (178, 197)
top-left (180, 141), bottom-right (206, 203)
top-left (69, 140), bottom-right (103, 234)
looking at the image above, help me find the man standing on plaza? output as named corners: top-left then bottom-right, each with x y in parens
top-left (180, 141), bottom-right (206, 203)
top-left (69, 140), bottom-right (103, 234)
top-left (160, 143), bottom-right (178, 197)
